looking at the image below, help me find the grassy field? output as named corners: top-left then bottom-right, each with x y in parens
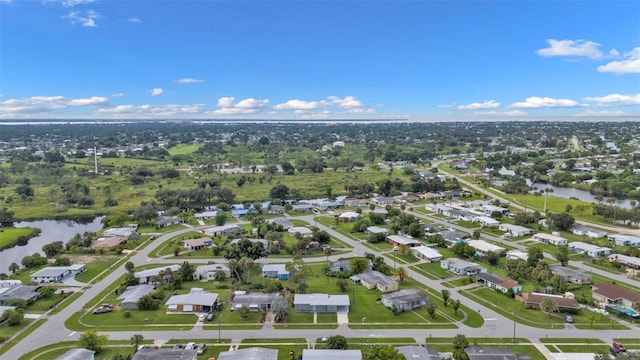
top-left (0, 227), bottom-right (39, 251)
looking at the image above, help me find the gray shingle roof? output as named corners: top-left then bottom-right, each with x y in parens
top-left (132, 348), bottom-right (197, 360)
top-left (294, 293), bottom-right (350, 307)
top-left (396, 345), bottom-right (440, 360)
top-left (218, 347), bottom-right (278, 360)
top-left (54, 348), bottom-right (95, 360)
top-left (118, 284), bottom-right (155, 304)
top-left (381, 289), bottom-right (428, 305)
top-left (302, 349), bottom-right (362, 360)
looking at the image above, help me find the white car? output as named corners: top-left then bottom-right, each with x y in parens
top-left (198, 314), bottom-right (206, 322)
top-left (186, 342), bottom-right (197, 350)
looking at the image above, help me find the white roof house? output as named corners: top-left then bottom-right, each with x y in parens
top-left (506, 250), bottom-right (528, 261)
top-left (411, 246), bottom-right (443, 262)
top-left (498, 224), bottom-right (532, 236)
top-left (609, 234), bottom-right (640, 247)
top-left (609, 254), bottom-right (640, 268)
top-left (571, 225), bottom-right (607, 238)
top-left (166, 288), bottom-right (218, 311)
top-left (288, 227), bottom-right (313, 238)
top-left (302, 349), bottom-right (362, 360)
top-left (468, 240), bottom-right (505, 254)
top-left (387, 235), bottom-right (422, 247)
top-left (30, 267), bottom-right (73, 283)
top-left (194, 263), bottom-right (231, 280)
top-left (532, 233), bottom-right (567, 246)
top-left (218, 347), bottom-right (278, 360)
top-left (339, 211), bottom-right (362, 221)
top-left (568, 242), bottom-right (612, 258)
top-left (366, 226), bottom-right (389, 235)
top-left (134, 264), bottom-right (180, 284)
top-left (203, 224), bottom-right (244, 237)
top-left (472, 216), bottom-right (500, 227)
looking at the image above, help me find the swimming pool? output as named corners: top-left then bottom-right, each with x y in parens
top-left (607, 304), bottom-right (640, 318)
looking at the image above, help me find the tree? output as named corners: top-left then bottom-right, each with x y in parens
top-left (549, 212), bottom-right (575, 231)
top-left (441, 289), bottom-right (450, 307)
top-left (42, 241), bottom-right (64, 258)
top-left (269, 184), bottom-right (290, 201)
top-left (0, 207), bottom-right (15, 223)
top-left (540, 297), bottom-right (558, 318)
top-left (336, 278), bottom-right (349, 292)
top-left (125, 261), bottom-right (135, 273)
top-left (324, 247), bottom-right (333, 263)
top-left (471, 229), bottom-right (481, 240)
top-left (178, 261), bottom-right (195, 281)
top-left (80, 330), bottom-right (108, 353)
top-left (484, 251), bottom-right (500, 266)
top-left (452, 334), bottom-right (469, 350)
top-left (349, 257), bottom-right (369, 274)
top-left (393, 267), bottom-right (408, 283)
top-left (238, 306), bottom-right (250, 319)
top-left (214, 212), bottom-right (228, 226)
top-left (364, 345), bottom-right (404, 360)
top-left (526, 247), bottom-right (544, 267)
top-left (1, 308), bottom-right (24, 326)
top-left (424, 301), bottom-right (437, 319)
top-left (326, 335), bottom-right (348, 350)
top-left (271, 295), bottom-right (289, 323)
top-left (297, 282), bottom-right (308, 294)
top-left (451, 299), bottom-right (461, 315)
top-left (556, 246), bottom-right (569, 266)
top-left (8, 263), bottom-right (19, 274)
top-left (37, 286), bottom-right (55, 299)
top-left (130, 334), bottom-right (144, 350)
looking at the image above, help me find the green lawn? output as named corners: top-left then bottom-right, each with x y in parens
top-left (167, 143), bottom-right (203, 155)
top-left (0, 227), bottom-right (39, 251)
top-left (74, 256), bottom-right (114, 283)
top-left (0, 318), bottom-right (34, 339)
top-left (413, 262), bottom-right (454, 279)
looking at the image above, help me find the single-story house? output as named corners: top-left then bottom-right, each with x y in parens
top-left (288, 227), bottom-right (313, 238)
top-left (194, 263), bottom-right (231, 280)
top-left (481, 204), bottom-right (510, 215)
top-left (231, 209), bottom-right (249, 218)
top-left (609, 234), bottom-right (640, 247)
top-left (118, 284), bottom-right (155, 310)
top-left (343, 198), bottom-right (369, 207)
top-left (203, 224), bottom-right (244, 237)
top-left (269, 205), bottom-right (286, 214)
top-left (476, 273), bottom-right (522, 294)
top-left (411, 246), bottom-right (443, 262)
top-left (261, 264), bottom-right (290, 280)
top-left (302, 349), bottom-right (362, 360)
top-left (472, 216), bottom-right (500, 228)
top-left (329, 258), bottom-right (372, 273)
top-left (396, 346), bottom-right (440, 360)
top-left (339, 211), bottom-right (362, 222)
top-left (506, 250), bottom-right (528, 262)
top-left (230, 238), bottom-right (269, 248)
top-left (608, 254), bottom-right (640, 269)
top-left (464, 346), bottom-right (530, 360)
top-left (532, 233), bottom-right (567, 246)
top-left (440, 258), bottom-right (483, 276)
top-left (103, 227), bottom-right (138, 239)
top-left (372, 197), bottom-right (396, 205)
top-left (592, 283), bottom-right (640, 308)
top-left (0, 280), bottom-right (22, 288)
top-left (350, 270), bottom-right (398, 293)
top-left (135, 265), bottom-right (180, 284)
top-left (498, 224), bottom-right (532, 237)
top-left (155, 216), bottom-right (183, 228)
top-left (467, 240), bottom-right (505, 255)
top-left (571, 225), bottom-right (607, 238)
top-left (291, 203), bottom-right (314, 212)
top-left (549, 265), bottom-right (592, 285)
top-left (194, 210), bottom-right (217, 220)
top-left (443, 209), bottom-right (476, 222)
top-left (271, 218), bottom-right (293, 230)
top-left (218, 347), bottom-right (278, 360)
top-left (370, 208), bottom-right (389, 216)
top-left (0, 285), bottom-right (40, 305)
top-left (182, 237), bottom-right (213, 251)
top-left (387, 235), bottom-right (422, 247)
top-left (516, 292), bottom-right (580, 312)
top-left (91, 236), bottom-right (128, 250)
top-left (316, 201), bottom-right (342, 211)
top-left (438, 230), bottom-right (467, 244)
top-left (54, 348), bottom-right (95, 360)
top-left (381, 288), bottom-right (428, 311)
top-left (294, 293), bottom-right (350, 313)
top-left (418, 192), bottom-right (445, 200)
top-left (568, 242), bottom-right (611, 258)
top-left (366, 226), bottom-right (389, 235)
top-left (232, 292), bottom-right (280, 312)
top-left (165, 288), bottom-right (218, 313)
top-left (30, 265), bottom-right (85, 283)
top-left (132, 348), bottom-right (197, 360)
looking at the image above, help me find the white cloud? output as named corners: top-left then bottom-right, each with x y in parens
top-left (127, 17), bottom-right (141, 23)
top-left (274, 99), bottom-right (327, 110)
top-left (212, 96), bottom-right (269, 115)
top-left (68, 96), bottom-right (109, 106)
top-left (0, 95), bottom-right (109, 117)
top-left (62, 0), bottom-right (95, 6)
top-left (62, 10), bottom-right (99, 27)
top-left (583, 93), bottom-right (640, 106)
top-left (174, 78), bottom-right (204, 84)
top-left (474, 110), bottom-right (527, 116)
top-left (111, 93), bottom-right (124, 97)
top-left (574, 110), bottom-right (631, 117)
top-left (151, 88), bottom-right (164, 96)
top-left (328, 96), bottom-right (363, 109)
top-left (457, 100), bottom-right (500, 110)
top-left (0, 0), bottom-right (13, 5)
top-left (537, 39), bottom-right (603, 59)
top-left (97, 103), bottom-right (205, 117)
top-left (597, 47), bottom-right (640, 74)
top-left (348, 108), bottom-right (376, 114)
top-left (509, 96), bottom-right (578, 109)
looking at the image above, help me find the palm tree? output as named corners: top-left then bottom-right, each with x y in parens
top-left (393, 267), bottom-right (408, 283)
top-left (324, 247), bottom-right (333, 263)
top-left (130, 334), bottom-right (144, 350)
top-left (544, 187), bottom-right (553, 213)
top-left (540, 297), bottom-right (558, 318)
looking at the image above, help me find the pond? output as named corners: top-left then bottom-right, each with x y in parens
top-left (1, 217), bottom-right (104, 267)
top-left (528, 182), bottom-right (635, 209)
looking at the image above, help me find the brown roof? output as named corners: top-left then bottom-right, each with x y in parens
top-left (592, 283), bottom-right (640, 302)
top-left (499, 279), bottom-right (520, 289)
top-left (519, 293), bottom-right (580, 309)
top-left (183, 237), bottom-right (211, 247)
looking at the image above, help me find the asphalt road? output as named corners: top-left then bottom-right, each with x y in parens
top-left (4, 200), bottom-right (640, 358)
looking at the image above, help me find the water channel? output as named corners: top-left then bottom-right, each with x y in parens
top-left (1, 217), bottom-right (104, 267)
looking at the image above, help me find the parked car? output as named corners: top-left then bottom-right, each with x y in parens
top-left (610, 347), bottom-right (621, 356)
top-left (613, 342), bottom-right (627, 352)
top-left (563, 313), bottom-right (573, 323)
top-left (186, 342), bottom-right (197, 350)
top-left (93, 306), bottom-right (112, 314)
top-left (198, 314), bottom-right (206, 322)
top-left (173, 344), bottom-right (183, 349)
top-left (197, 343), bottom-right (207, 355)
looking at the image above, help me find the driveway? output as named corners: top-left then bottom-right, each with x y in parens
top-left (337, 312), bottom-right (349, 325)
top-left (62, 277), bottom-right (86, 287)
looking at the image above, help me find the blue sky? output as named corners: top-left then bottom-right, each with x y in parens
top-left (1, 0), bottom-right (639, 120)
